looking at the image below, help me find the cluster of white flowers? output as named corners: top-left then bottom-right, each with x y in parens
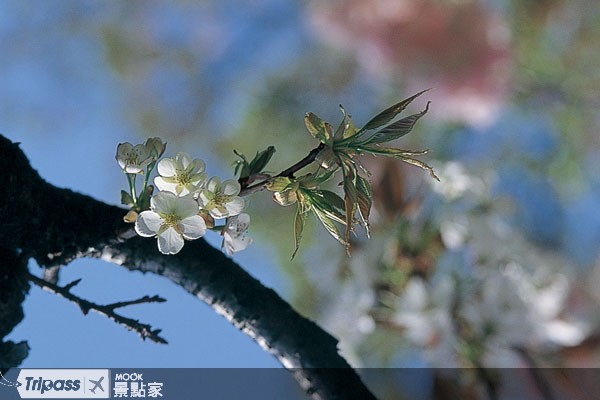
top-left (311, 160), bottom-right (592, 372)
top-left (116, 141), bottom-right (252, 256)
top-left (398, 161), bottom-right (591, 367)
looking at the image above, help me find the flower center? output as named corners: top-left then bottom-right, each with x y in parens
top-left (162, 213), bottom-right (180, 227)
top-left (175, 168), bottom-right (192, 185)
top-left (125, 151), bottom-right (141, 165)
top-left (213, 192), bottom-right (229, 205)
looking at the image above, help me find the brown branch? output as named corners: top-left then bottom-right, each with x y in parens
top-left (27, 273), bottom-right (168, 344)
top-left (0, 247), bottom-right (30, 369)
top-left (240, 142), bottom-right (326, 196)
top-left (1, 134), bottom-right (377, 399)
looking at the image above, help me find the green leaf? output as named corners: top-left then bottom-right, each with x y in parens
top-left (341, 161), bottom-right (358, 202)
top-left (334, 104), bottom-right (346, 140)
top-left (233, 150), bottom-right (251, 179)
top-left (301, 167), bottom-right (338, 187)
top-left (120, 190), bottom-right (134, 207)
top-left (315, 190), bottom-right (346, 213)
top-left (340, 162), bottom-right (359, 244)
top-left (364, 102), bottom-right (430, 145)
top-left (292, 202), bottom-right (308, 259)
top-left (358, 89), bottom-right (429, 134)
top-left (399, 157), bottom-right (440, 181)
top-left (137, 188), bottom-right (152, 211)
top-left (334, 103), bottom-right (361, 142)
top-left (310, 190), bottom-right (346, 224)
top-left (355, 175), bottom-right (373, 238)
top-left (304, 112), bottom-right (331, 143)
top-left (342, 117), bottom-right (359, 140)
top-left (248, 146), bottom-right (276, 175)
top-left (313, 208), bottom-right (348, 247)
top-left (358, 145), bottom-right (430, 157)
top-left (357, 145), bottom-right (438, 180)
top-left (343, 193), bottom-right (356, 247)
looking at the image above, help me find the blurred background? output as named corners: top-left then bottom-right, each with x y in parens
top-left (2, 0), bottom-right (600, 398)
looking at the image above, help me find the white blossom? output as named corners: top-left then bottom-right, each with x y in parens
top-left (135, 191), bottom-right (206, 254)
top-left (154, 152), bottom-right (207, 196)
top-left (198, 177), bottom-right (245, 219)
top-left (116, 142), bottom-right (152, 174)
top-left (222, 213), bottom-right (253, 255)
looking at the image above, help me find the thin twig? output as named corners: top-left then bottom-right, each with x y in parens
top-left (240, 143), bottom-right (325, 196)
top-left (27, 272), bottom-right (168, 344)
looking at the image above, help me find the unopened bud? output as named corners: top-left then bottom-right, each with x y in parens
top-left (273, 189), bottom-right (298, 206)
top-left (199, 210), bottom-right (215, 229)
top-left (123, 209), bottom-right (138, 223)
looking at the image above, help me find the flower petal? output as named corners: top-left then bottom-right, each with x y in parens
top-left (154, 176), bottom-right (179, 194)
top-left (235, 213), bottom-right (250, 229)
top-left (209, 205), bottom-right (229, 219)
top-left (225, 196), bottom-right (245, 216)
top-left (157, 158), bottom-right (178, 177)
top-left (197, 190), bottom-right (213, 208)
top-left (223, 232), bottom-right (252, 255)
top-left (151, 191), bottom-right (178, 214)
top-left (206, 176), bottom-right (221, 192)
top-left (179, 215), bottom-right (206, 240)
top-left (135, 211), bottom-right (163, 237)
top-left (157, 227), bottom-right (184, 254)
top-left (191, 158), bottom-right (206, 174)
top-left (190, 171), bottom-right (208, 186)
top-left (132, 143), bottom-right (150, 160)
top-left (116, 142), bottom-right (133, 160)
top-left (222, 179), bottom-right (241, 196)
top-left (172, 195), bottom-right (201, 218)
top-left (124, 165), bottom-right (144, 174)
top-left (227, 213), bottom-right (250, 235)
top-left (176, 152), bottom-right (193, 170)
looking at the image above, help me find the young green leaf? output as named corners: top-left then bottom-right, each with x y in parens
top-left (340, 162), bottom-right (359, 244)
top-left (355, 175), bottom-right (373, 237)
top-left (358, 89), bottom-right (429, 134)
top-left (334, 103), bottom-right (360, 141)
top-left (398, 157), bottom-right (440, 181)
top-left (120, 190), bottom-right (134, 207)
top-left (314, 189), bottom-right (346, 213)
top-left (343, 193), bottom-right (356, 246)
top-left (358, 146), bottom-right (430, 157)
top-left (334, 104), bottom-right (347, 140)
top-left (364, 102), bottom-right (430, 145)
top-left (233, 150), bottom-right (251, 179)
top-left (248, 146), bottom-right (276, 175)
top-left (292, 201), bottom-right (308, 259)
top-left (310, 190), bottom-right (346, 225)
top-left (313, 207), bottom-right (348, 248)
top-left (304, 112), bottom-right (331, 144)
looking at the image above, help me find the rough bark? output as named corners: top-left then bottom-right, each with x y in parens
top-left (0, 135), bottom-right (377, 400)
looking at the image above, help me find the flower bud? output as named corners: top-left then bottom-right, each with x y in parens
top-left (123, 209), bottom-right (139, 223)
top-left (145, 137), bottom-right (166, 160)
top-left (273, 189), bottom-right (298, 206)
